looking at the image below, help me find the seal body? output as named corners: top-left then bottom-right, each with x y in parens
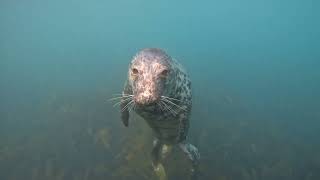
top-left (120, 48), bottom-right (199, 179)
top-left (136, 60), bottom-right (191, 143)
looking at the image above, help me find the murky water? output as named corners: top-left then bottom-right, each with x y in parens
top-left (1, 0), bottom-right (319, 179)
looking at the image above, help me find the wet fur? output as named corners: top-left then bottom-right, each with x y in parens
top-left (121, 48), bottom-right (192, 143)
top-left (120, 48), bottom-right (200, 179)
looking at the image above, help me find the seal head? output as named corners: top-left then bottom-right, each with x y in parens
top-left (129, 48), bottom-right (173, 106)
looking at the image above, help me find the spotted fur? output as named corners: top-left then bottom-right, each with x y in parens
top-left (121, 48), bottom-right (191, 143)
top-left (120, 48), bottom-right (200, 179)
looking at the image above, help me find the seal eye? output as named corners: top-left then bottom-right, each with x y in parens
top-left (160, 69), bottom-right (169, 78)
top-left (132, 68), bottom-right (139, 75)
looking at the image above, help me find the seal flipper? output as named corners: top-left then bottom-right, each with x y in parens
top-left (179, 141), bottom-right (200, 180)
top-left (120, 99), bottom-right (129, 127)
top-left (120, 82), bottom-right (132, 127)
top-left (151, 139), bottom-right (168, 180)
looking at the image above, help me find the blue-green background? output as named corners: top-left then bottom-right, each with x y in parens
top-left (1, 0), bottom-right (319, 179)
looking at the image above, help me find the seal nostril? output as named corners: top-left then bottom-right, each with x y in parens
top-left (134, 94), bottom-right (153, 106)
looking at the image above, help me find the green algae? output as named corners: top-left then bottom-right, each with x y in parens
top-left (1, 92), bottom-right (320, 180)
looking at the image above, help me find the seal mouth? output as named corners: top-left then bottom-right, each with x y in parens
top-left (134, 96), bottom-right (159, 107)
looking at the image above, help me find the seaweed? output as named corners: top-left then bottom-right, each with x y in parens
top-left (1, 91), bottom-right (320, 180)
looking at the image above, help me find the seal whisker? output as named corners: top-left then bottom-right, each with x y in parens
top-left (127, 101), bottom-right (135, 112)
top-left (161, 98), bottom-right (186, 111)
top-left (160, 101), bottom-right (171, 115)
top-left (161, 100), bottom-right (178, 115)
top-left (161, 96), bottom-right (185, 103)
top-left (156, 101), bottom-right (164, 112)
top-left (133, 103), bottom-right (137, 111)
top-left (112, 95), bottom-right (132, 103)
top-left (159, 100), bottom-right (167, 111)
top-left (163, 98), bottom-right (186, 110)
top-left (121, 100), bottom-right (134, 112)
top-left (113, 97), bottom-right (132, 107)
top-left (159, 102), bottom-right (165, 111)
top-left (108, 95), bottom-right (133, 101)
top-left (128, 101), bottom-right (136, 113)
top-left (166, 102), bottom-right (178, 116)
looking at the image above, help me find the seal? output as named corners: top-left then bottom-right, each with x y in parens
top-left (119, 48), bottom-right (200, 179)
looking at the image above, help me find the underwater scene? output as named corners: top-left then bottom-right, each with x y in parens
top-left (0, 0), bottom-right (319, 180)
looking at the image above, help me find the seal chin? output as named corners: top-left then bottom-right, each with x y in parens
top-left (138, 102), bottom-right (157, 108)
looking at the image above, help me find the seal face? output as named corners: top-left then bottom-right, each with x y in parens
top-left (129, 48), bottom-right (172, 106)
top-left (121, 48), bottom-right (192, 143)
top-left (119, 48), bottom-right (199, 179)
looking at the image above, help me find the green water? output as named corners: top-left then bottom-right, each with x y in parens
top-left (1, 0), bottom-right (319, 179)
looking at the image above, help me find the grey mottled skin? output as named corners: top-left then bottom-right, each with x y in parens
top-left (120, 48), bottom-right (200, 179)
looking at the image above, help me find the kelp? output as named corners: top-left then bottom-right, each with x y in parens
top-left (1, 91), bottom-right (320, 180)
